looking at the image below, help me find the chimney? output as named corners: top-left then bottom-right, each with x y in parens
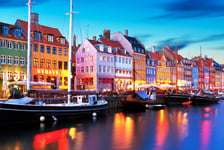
top-left (93, 36), bottom-right (96, 41)
top-left (103, 30), bottom-right (110, 40)
top-left (125, 30), bottom-right (128, 36)
top-left (166, 45), bottom-right (170, 49)
top-left (31, 13), bottom-right (39, 25)
top-left (152, 46), bottom-right (156, 53)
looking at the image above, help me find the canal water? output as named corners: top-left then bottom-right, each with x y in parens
top-left (1, 101), bottom-right (224, 150)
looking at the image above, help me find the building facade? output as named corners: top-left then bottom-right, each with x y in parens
top-left (16, 13), bottom-right (69, 89)
top-left (0, 22), bottom-right (27, 96)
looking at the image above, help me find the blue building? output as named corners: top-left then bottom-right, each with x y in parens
top-left (146, 51), bottom-right (157, 85)
top-left (192, 63), bottom-right (199, 89)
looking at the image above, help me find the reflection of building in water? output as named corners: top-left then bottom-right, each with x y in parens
top-left (155, 110), bottom-right (169, 149)
top-left (112, 113), bottom-right (134, 150)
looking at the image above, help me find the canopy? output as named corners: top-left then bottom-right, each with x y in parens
top-left (8, 80), bottom-right (54, 86)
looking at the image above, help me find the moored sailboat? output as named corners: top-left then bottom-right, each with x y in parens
top-left (0, 0), bottom-right (108, 123)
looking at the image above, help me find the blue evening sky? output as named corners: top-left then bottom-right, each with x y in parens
top-left (1, 0), bottom-right (224, 63)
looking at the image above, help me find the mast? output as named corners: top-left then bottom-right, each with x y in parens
top-left (175, 43), bottom-right (178, 94)
top-left (67, 0), bottom-right (73, 104)
top-left (27, 0), bottom-right (32, 91)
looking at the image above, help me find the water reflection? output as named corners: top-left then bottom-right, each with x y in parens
top-left (0, 103), bottom-right (223, 150)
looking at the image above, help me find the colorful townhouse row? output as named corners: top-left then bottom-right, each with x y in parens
top-left (76, 30), bottom-right (224, 92)
top-left (0, 13), bottom-right (70, 95)
top-left (1, 13), bottom-right (224, 94)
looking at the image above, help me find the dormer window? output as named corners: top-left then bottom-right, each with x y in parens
top-left (60, 37), bottom-right (66, 45)
top-left (99, 45), bottom-right (104, 51)
top-left (2, 25), bottom-right (9, 35)
top-left (34, 31), bottom-right (41, 41)
top-left (47, 34), bottom-right (54, 43)
top-left (15, 28), bottom-right (22, 38)
top-left (113, 48), bottom-right (118, 52)
top-left (107, 47), bottom-right (112, 53)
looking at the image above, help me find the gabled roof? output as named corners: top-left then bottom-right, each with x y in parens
top-left (0, 22), bottom-right (27, 42)
top-left (149, 52), bottom-right (163, 61)
top-left (100, 38), bottom-right (124, 50)
top-left (17, 19), bottom-right (68, 46)
top-left (124, 35), bottom-right (145, 49)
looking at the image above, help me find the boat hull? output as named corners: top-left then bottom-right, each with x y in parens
top-left (121, 97), bottom-right (151, 111)
top-left (165, 94), bottom-right (191, 105)
top-left (191, 95), bottom-right (219, 104)
top-left (0, 102), bottom-right (108, 123)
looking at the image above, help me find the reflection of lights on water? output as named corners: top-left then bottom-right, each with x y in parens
top-left (205, 107), bottom-right (211, 112)
top-left (160, 110), bottom-right (164, 123)
top-left (112, 113), bottom-right (134, 149)
top-left (201, 120), bottom-right (211, 150)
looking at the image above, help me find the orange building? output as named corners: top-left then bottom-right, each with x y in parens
top-left (16, 13), bottom-right (69, 89)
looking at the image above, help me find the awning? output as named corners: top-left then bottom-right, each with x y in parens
top-left (87, 77), bottom-right (93, 82)
top-left (109, 78), bottom-right (113, 83)
top-left (82, 78), bottom-right (88, 83)
top-left (99, 78), bottom-right (104, 82)
top-left (104, 78), bottom-right (109, 82)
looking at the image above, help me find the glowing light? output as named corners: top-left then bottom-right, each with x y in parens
top-left (69, 127), bottom-right (76, 140)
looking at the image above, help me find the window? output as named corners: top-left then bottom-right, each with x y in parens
top-left (7, 41), bottom-right (12, 49)
top-left (64, 49), bottom-right (67, 56)
top-left (8, 71), bottom-right (12, 80)
top-left (103, 56), bottom-right (106, 61)
top-left (14, 42), bottom-right (19, 50)
top-left (90, 66), bottom-right (93, 72)
top-left (33, 58), bottom-right (38, 67)
top-left (47, 60), bottom-right (51, 69)
top-left (129, 58), bottom-right (131, 64)
top-left (1, 40), bottom-right (6, 48)
top-left (107, 66), bottom-right (110, 73)
top-left (7, 56), bottom-right (12, 64)
top-left (81, 57), bottom-right (84, 62)
top-left (1, 55), bottom-right (6, 64)
top-left (58, 48), bottom-right (62, 55)
top-left (86, 66), bottom-right (89, 73)
top-left (47, 34), bottom-right (54, 42)
top-left (58, 61), bottom-right (62, 69)
top-left (82, 48), bottom-right (85, 53)
top-left (47, 46), bottom-right (51, 54)
top-left (34, 31), bottom-right (41, 40)
top-left (99, 65), bottom-right (102, 72)
top-left (40, 45), bottom-right (45, 53)
top-left (2, 25), bottom-right (9, 35)
top-left (20, 72), bottom-right (24, 80)
top-left (64, 62), bottom-right (68, 70)
top-left (15, 28), bottom-right (21, 38)
top-left (53, 47), bottom-right (57, 54)
top-left (103, 66), bottom-right (106, 72)
top-left (20, 43), bottom-right (25, 50)
top-left (64, 77), bottom-right (68, 86)
top-left (34, 75), bottom-right (38, 82)
top-left (40, 75), bottom-right (45, 82)
top-left (20, 57), bottom-right (25, 66)
top-left (111, 67), bottom-right (114, 73)
top-left (34, 44), bottom-right (38, 52)
top-left (111, 58), bottom-right (113, 62)
top-left (60, 37), bottom-right (66, 45)
top-left (81, 67), bottom-right (84, 73)
top-left (13, 72), bottom-right (19, 81)
top-left (86, 47), bottom-right (89, 52)
top-left (14, 56), bottom-right (19, 65)
top-left (90, 56), bottom-right (93, 61)
top-left (53, 60), bottom-right (57, 69)
top-left (40, 59), bottom-right (45, 68)
top-left (107, 57), bottom-right (110, 62)
top-left (99, 56), bottom-right (102, 61)
top-left (119, 57), bottom-right (121, 63)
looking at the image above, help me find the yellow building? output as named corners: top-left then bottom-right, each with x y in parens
top-left (16, 14), bottom-right (69, 89)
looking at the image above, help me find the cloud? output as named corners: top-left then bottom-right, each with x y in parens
top-left (156, 33), bottom-right (224, 51)
top-left (135, 33), bottom-right (152, 42)
top-left (0, 0), bottom-right (49, 8)
top-left (152, 0), bottom-right (224, 19)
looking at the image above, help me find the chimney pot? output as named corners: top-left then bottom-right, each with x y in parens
top-left (93, 36), bottom-right (96, 41)
top-left (103, 30), bottom-right (110, 40)
top-left (125, 30), bottom-right (128, 36)
top-left (152, 46), bottom-right (156, 53)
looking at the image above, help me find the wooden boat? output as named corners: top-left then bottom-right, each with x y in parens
top-left (191, 90), bottom-right (220, 104)
top-left (165, 93), bottom-right (192, 105)
top-left (0, 95), bottom-right (108, 123)
top-left (121, 90), bottom-right (156, 111)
